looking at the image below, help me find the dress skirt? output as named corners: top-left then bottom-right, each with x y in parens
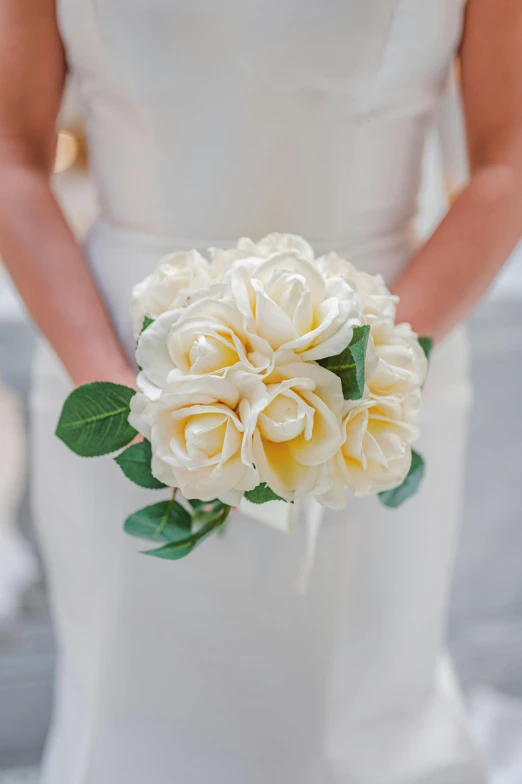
top-left (31, 220), bottom-right (486, 784)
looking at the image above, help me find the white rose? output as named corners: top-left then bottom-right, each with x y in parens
top-left (368, 320), bottom-right (428, 400)
top-left (130, 250), bottom-right (217, 338)
top-left (235, 361), bottom-right (344, 502)
top-left (207, 246), bottom-right (252, 277)
top-left (135, 298), bottom-right (273, 388)
top-left (237, 232), bottom-right (315, 261)
top-left (317, 252), bottom-right (398, 323)
top-left (229, 252), bottom-right (363, 362)
top-left (318, 395), bottom-right (420, 505)
top-left (130, 376), bottom-right (259, 505)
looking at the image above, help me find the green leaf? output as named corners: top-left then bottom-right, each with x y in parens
top-left (56, 382), bottom-right (137, 457)
top-left (115, 440), bottom-right (166, 489)
top-left (419, 337), bottom-right (434, 361)
top-left (318, 325), bottom-right (371, 400)
top-left (191, 500), bottom-right (228, 526)
top-left (244, 483), bottom-right (287, 504)
top-left (143, 504), bottom-right (231, 560)
top-left (141, 316), bottom-right (155, 335)
top-left (124, 499), bottom-right (192, 543)
top-left (143, 536), bottom-right (200, 561)
top-left (378, 449), bottom-right (426, 508)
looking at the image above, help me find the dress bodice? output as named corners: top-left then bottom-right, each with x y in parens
top-left (58, 0), bottom-right (465, 256)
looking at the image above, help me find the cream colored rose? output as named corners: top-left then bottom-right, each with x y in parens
top-left (236, 361), bottom-right (344, 502)
top-left (229, 252), bottom-right (363, 362)
top-left (130, 250), bottom-right (217, 338)
top-left (136, 298), bottom-right (272, 388)
top-left (318, 395), bottom-right (420, 505)
top-left (207, 246), bottom-right (252, 277)
top-left (317, 252), bottom-right (398, 323)
top-left (129, 376), bottom-right (259, 505)
top-left (368, 320), bottom-right (428, 400)
top-left (237, 232), bottom-right (315, 261)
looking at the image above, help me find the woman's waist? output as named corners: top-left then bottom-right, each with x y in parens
top-left (84, 217), bottom-right (418, 356)
top-left (87, 216), bottom-right (417, 280)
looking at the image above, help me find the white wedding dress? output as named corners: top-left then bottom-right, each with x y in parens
top-left (31, 1), bottom-right (487, 782)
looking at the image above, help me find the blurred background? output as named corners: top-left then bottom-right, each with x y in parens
top-left (0, 82), bottom-right (521, 784)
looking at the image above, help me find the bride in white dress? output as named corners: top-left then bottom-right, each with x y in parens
top-left (1, 1), bottom-right (522, 781)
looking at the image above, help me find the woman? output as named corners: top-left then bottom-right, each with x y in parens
top-left (0, 1), bottom-right (521, 782)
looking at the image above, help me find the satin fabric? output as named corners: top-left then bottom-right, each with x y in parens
top-left (32, 1), bottom-right (486, 781)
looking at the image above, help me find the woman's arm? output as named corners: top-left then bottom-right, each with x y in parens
top-left (0, 0), bottom-right (135, 387)
top-left (394, 0), bottom-right (522, 341)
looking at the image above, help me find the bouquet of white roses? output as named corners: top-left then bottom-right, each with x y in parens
top-left (56, 234), bottom-right (431, 560)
